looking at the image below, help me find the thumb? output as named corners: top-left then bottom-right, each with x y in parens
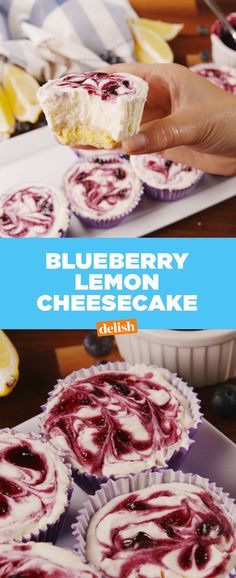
top-left (122, 108), bottom-right (203, 155)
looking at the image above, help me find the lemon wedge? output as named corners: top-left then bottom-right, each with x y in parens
top-left (0, 86), bottom-right (15, 139)
top-left (3, 63), bottom-right (41, 123)
top-left (129, 18), bottom-right (184, 41)
top-left (132, 24), bottom-right (174, 64)
top-left (0, 331), bottom-right (19, 397)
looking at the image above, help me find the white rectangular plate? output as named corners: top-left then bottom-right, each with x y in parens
top-left (1, 127), bottom-right (235, 238)
top-left (16, 414), bottom-right (236, 550)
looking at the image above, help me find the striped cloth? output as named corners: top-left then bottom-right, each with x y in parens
top-left (0, 0), bottom-right (136, 81)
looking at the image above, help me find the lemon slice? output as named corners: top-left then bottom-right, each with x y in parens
top-left (129, 18), bottom-right (184, 41)
top-left (132, 24), bottom-right (174, 64)
top-left (3, 63), bottom-right (41, 123)
top-left (0, 86), bottom-right (15, 139)
top-left (0, 331), bottom-right (19, 397)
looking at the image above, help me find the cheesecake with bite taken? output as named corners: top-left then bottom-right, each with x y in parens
top-left (37, 72), bottom-right (148, 149)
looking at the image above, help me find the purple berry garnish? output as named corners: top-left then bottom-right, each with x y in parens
top-left (212, 383), bottom-right (236, 417)
top-left (14, 121), bottom-right (33, 136)
top-left (115, 168), bottom-right (126, 179)
top-left (83, 331), bottom-right (113, 357)
top-left (100, 50), bottom-right (124, 64)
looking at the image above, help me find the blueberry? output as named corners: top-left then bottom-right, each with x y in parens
top-left (212, 383), bottom-right (236, 417)
top-left (115, 168), bottom-right (126, 179)
top-left (199, 49), bottom-right (211, 62)
top-left (83, 331), bottom-right (113, 357)
top-left (35, 112), bottom-right (47, 129)
top-left (100, 50), bottom-right (124, 64)
top-left (197, 25), bottom-right (209, 37)
top-left (14, 121), bottom-right (33, 135)
top-left (165, 160), bottom-right (172, 169)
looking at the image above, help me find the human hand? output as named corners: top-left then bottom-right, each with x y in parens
top-left (106, 63), bottom-right (236, 176)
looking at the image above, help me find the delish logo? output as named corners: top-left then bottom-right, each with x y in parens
top-left (97, 319), bottom-right (138, 336)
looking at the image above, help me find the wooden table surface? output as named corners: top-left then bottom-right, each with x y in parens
top-left (1, 330), bottom-right (235, 445)
top-left (131, 0), bottom-right (236, 237)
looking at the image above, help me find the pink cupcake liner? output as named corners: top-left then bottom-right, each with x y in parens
top-left (41, 361), bottom-right (202, 495)
top-left (144, 170), bottom-right (204, 202)
top-left (0, 428), bottom-right (73, 544)
top-left (73, 468), bottom-right (236, 578)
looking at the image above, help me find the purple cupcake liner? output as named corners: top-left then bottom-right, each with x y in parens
top-left (75, 211), bottom-right (133, 230)
top-left (72, 148), bottom-right (129, 161)
top-left (41, 361), bottom-right (202, 496)
top-left (0, 428), bottom-right (73, 544)
top-left (144, 170), bottom-right (204, 202)
top-left (73, 468), bottom-right (236, 578)
top-left (24, 485), bottom-right (73, 544)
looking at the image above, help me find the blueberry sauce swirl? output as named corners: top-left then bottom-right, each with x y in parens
top-left (0, 542), bottom-right (100, 578)
top-left (42, 367), bottom-right (196, 477)
top-left (55, 72), bottom-right (135, 101)
top-left (0, 432), bottom-right (71, 542)
top-left (130, 154), bottom-right (202, 192)
top-left (86, 482), bottom-right (236, 578)
top-left (195, 66), bottom-right (236, 94)
top-left (0, 186), bottom-right (55, 237)
top-left (65, 161), bottom-right (133, 215)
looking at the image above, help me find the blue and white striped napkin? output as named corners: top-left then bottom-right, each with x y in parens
top-left (0, 0), bottom-right (136, 81)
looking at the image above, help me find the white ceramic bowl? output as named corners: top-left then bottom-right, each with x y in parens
top-left (211, 13), bottom-right (236, 69)
top-left (115, 330), bottom-right (236, 387)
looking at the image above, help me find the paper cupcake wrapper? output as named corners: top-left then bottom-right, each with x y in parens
top-left (72, 149), bottom-right (129, 161)
top-left (41, 361), bottom-right (202, 495)
top-left (144, 170), bottom-right (204, 202)
top-left (63, 162), bottom-right (143, 229)
top-left (0, 428), bottom-right (73, 544)
top-left (73, 468), bottom-right (236, 578)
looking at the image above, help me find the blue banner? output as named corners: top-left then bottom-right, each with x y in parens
top-left (0, 238), bottom-right (234, 329)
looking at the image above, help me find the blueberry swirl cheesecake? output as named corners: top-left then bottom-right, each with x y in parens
top-left (0, 431), bottom-right (72, 542)
top-left (63, 157), bottom-right (143, 228)
top-left (0, 183), bottom-right (70, 237)
top-left (192, 64), bottom-right (236, 95)
top-left (0, 542), bottom-right (101, 578)
top-left (130, 154), bottom-right (204, 201)
top-left (37, 72), bottom-right (148, 149)
top-left (83, 479), bottom-right (236, 578)
top-left (41, 362), bottom-right (201, 493)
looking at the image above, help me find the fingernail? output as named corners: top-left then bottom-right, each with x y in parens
top-left (122, 133), bottom-right (148, 153)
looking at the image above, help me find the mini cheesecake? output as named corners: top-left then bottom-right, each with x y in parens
top-left (85, 482), bottom-right (236, 578)
top-left (0, 183), bottom-right (70, 237)
top-left (37, 71), bottom-right (148, 148)
top-left (0, 542), bottom-right (101, 578)
top-left (192, 63), bottom-right (236, 94)
top-left (41, 363), bottom-right (201, 480)
top-left (0, 431), bottom-right (72, 542)
top-left (63, 157), bottom-right (143, 228)
top-left (130, 154), bottom-right (203, 201)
